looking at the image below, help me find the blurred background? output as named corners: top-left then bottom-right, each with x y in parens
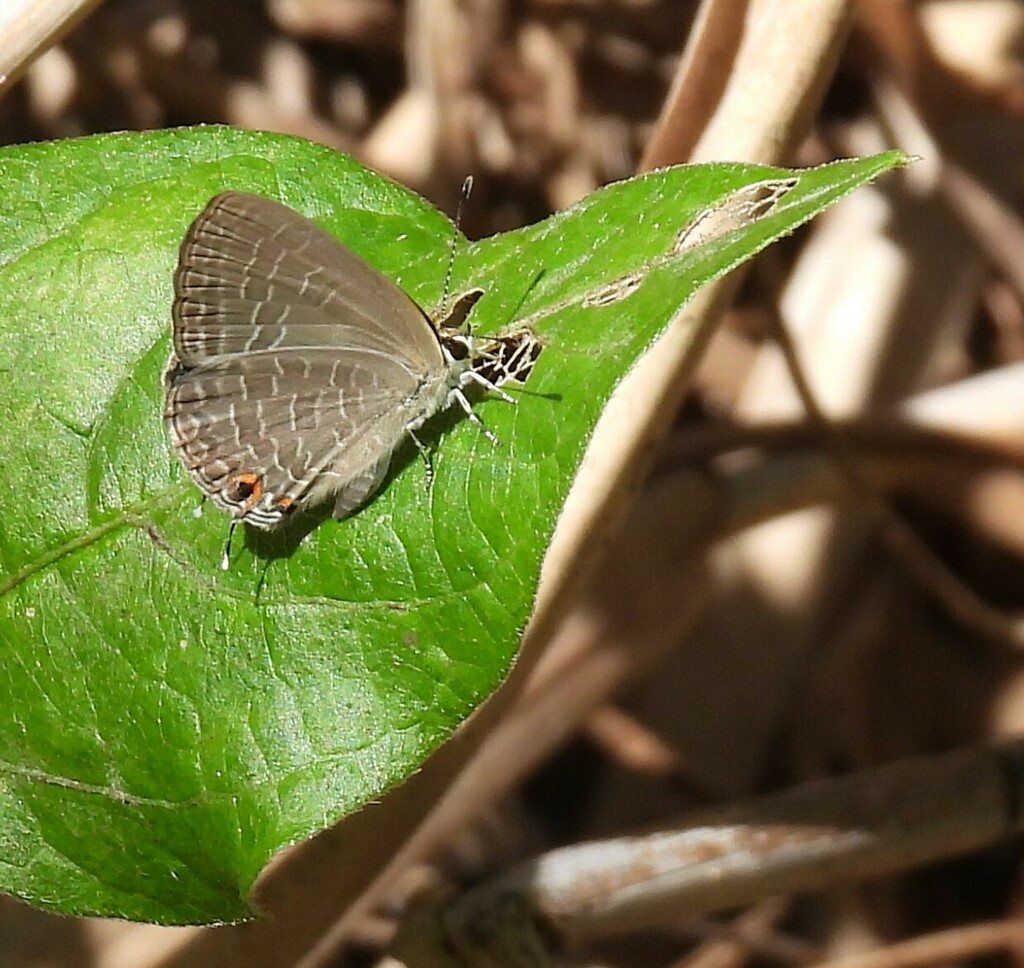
top-left (6, 1), bottom-right (1024, 966)
top-left (0, 0), bottom-right (692, 233)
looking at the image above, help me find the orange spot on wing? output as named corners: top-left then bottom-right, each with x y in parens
top-left (226, 472), bottom-right (262, 510)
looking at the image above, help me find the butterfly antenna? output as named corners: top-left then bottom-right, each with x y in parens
top-left (441, 175), bottom-right (473, 315)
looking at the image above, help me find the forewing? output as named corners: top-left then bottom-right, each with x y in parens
top-left (165, 347), bottom-right (429, 524)
top-left (172, 192), bottom-right (444, 371)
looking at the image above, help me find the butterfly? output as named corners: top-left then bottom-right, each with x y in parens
top-left (163, 191), bottom-right (539, 565)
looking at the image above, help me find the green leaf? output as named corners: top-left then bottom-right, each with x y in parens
top-left (0, 126), bottom-right (905, 923)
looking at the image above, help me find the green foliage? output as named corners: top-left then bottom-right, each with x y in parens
top-left (0, 127), bottom-right (905, 922)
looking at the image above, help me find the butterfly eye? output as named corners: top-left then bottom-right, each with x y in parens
top-left (443, 336), bottom-right (471, 361)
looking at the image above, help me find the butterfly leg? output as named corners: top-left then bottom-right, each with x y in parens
top-left (461, 368), bottom-right (518, 404)
top-left (406, 424), bottom-right (436, 485)
top-left (448, 386), bottom-right (500, 445)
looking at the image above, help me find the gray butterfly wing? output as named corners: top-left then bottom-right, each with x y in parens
top-left (329, 454), bottom-right (393, 520)
top-left (172, 191), bottom-right (445, 371)
top-left (166, 345), bottom-right (441, 527)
